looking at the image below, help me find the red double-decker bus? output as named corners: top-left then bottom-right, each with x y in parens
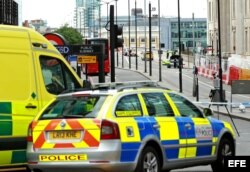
top-left (82, 38), bottom-right (110, 75)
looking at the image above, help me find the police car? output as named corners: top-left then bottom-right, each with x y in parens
top-left (26, 81), bottom-right (235, 172)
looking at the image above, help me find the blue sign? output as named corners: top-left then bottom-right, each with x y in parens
top-left (55, 45), bottom-right (70, 55)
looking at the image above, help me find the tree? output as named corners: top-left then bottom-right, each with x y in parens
top-left (55, 25), bottom-right (83, 45)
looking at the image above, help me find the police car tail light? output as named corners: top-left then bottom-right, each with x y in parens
top-left (101, 120), bottom-right (120, 140)
top-left (27, 122), bottom-right (33, 142)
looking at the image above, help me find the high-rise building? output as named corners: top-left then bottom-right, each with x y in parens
top-left (0, 0), bottom-right (19, 25)
top-left (75, 0), bottom-right (100, 37)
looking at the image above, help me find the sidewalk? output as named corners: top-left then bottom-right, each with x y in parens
top-left (116, 62), bottom-right (250, 122)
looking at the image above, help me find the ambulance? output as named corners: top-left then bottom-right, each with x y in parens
top-left (0, 25), bottom-right (83, 169)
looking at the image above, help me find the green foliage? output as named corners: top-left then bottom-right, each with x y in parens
top-left (55, 25), bottom-right (83, 45)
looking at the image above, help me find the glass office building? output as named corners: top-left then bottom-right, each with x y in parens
top-left (75, 0), bottom-right (100, 37)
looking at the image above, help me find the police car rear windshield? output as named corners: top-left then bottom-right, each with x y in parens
top-left (39, 96), bottom-right (107, 120)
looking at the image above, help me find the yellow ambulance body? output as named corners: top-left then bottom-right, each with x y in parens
top-left (0, 25), bottom-right (83, 168)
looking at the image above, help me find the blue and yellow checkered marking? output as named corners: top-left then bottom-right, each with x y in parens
top-left (119, 116), bottom-right (227, 163)
top-left (196, 140), bottom-right (213, 156)
top-left (209, 117), bottom-right (225, 137)
top-left (120, 143), bottom-right (141, 162)
top-left (135, 117), bottom-right (158, 139)
top-left (162, 140), bottom-right (180, 160)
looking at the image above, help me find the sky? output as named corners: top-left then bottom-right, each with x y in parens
top-left (21, 0), bottom-right (207, 28)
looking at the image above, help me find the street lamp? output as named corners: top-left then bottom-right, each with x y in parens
top-left (144, 0), bottom-right (147, 73)
top-left (135, 0), bottom-right (138, 70)
top-left (192, 13), bottom-right (195, 58)
top-left (217, 0), bottom-right (223, 102)
top-left (149, 1), bottom-right (152, 76)
top-left (177, 0), bottom-right (183, 93)
top-left (128, 0), bottom-right (131, 69)
top-left (158, 0), bottom-right (162, 81)
top-left (115, 0), bottom-right (119, 67)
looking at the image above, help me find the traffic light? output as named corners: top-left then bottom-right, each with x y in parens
top-left (114, 24), bottom-right (124, 48)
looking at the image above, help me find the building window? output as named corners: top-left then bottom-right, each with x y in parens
top-left (151, 37), bottom-right (156, 43)
top-left (140, 38), bottom-right (145, 43)
top-left (131, 38), bottom-right (135, 43)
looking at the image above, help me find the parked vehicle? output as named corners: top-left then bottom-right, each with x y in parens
top-left (163, 55), bottom-right (183, 68)
top-left (0, 25), bottom-right (83, 169)
top-left (27, 81), bottom-right (235, 172)
top-left (141, 51), bottom-right (154, 61)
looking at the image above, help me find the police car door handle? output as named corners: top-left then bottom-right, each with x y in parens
top-left (25, 104), bottom-right (37, 109)
top-left (185, 123), bottom-right (192, 130)
top-left (153, 124), bottom-right (160, 129)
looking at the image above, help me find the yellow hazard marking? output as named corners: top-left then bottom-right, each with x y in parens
top-left (178, 139), bottom-right (186, 159)
top-left (41, 142), bottom-right (55, 149)
top-left (39, 154), bottom-right (87, 162)
top-left (212, 137), bottom-right (218, 155)
top-left (186, 139), bottom-right (197, 158)
top-left (115, 110), bottom-right (141, 117)
top-left (72, 141), bottom-right (90, 148)
top-left (78, 119), bottom-right (100, 130)
top-left (33, 120), bottom-right (51, 142)
top-left (87, 129), bottom-right (101, 142)
top-left (55, 122), bottom-right (72, 130)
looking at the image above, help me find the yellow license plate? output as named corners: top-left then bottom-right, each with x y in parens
top-left (49, 130), bottom-right (81, 140)
top-left (39, 154), bottom-right (88, 162)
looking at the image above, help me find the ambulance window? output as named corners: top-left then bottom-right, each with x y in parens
top-left (115, 94), bottom-right (142, 117)
top-left (168, 93), bottom-right (203, 118)
top-left (40, 56), bottom-right (81, 95)
top-left (142, 93), bottom-right (174, 117)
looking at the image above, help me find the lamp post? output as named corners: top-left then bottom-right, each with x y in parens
top-left (135, 0), bottom-right (138, 70)
top-left (92, 0), bottom-right (95, 37)
top-left (177, 0), bottom-right (182, 93)
top-left (217, 0), bottom-right (223, 102)
top-left (115, 0), bottom-right (119, 67)
top-left (144, 0), bottom-right (147, 73)
top-left (192, 13), bottom-right (195, 58)
top-left (158, 0), bottom-right (162, 81)
top-left (128, 0), bottom-right (131, 69)
top-left (98, 2), bottom-right (101, 37)
top-left (149, 1), bottom-right (152, 76)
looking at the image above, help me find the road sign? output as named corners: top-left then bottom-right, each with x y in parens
top-left (43, 33), bottom-right (66, 45)
top-left (72, 45), bottom-right (102, 55)
top-left (77, 55), bottom-right (96, 64)
top-left (55, 45), bottom-right (70, 55)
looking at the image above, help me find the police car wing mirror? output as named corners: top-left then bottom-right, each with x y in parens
top-left (203, 108), bottom-right (213, 117)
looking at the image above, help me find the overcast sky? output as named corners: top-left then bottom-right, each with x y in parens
top-left (21, 0), bottom-right (207, 27)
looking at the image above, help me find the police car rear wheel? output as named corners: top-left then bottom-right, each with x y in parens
top-left (135, 146), bottom-right (160, 172)
top-left (211, 138), bottom-right (234, 172)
